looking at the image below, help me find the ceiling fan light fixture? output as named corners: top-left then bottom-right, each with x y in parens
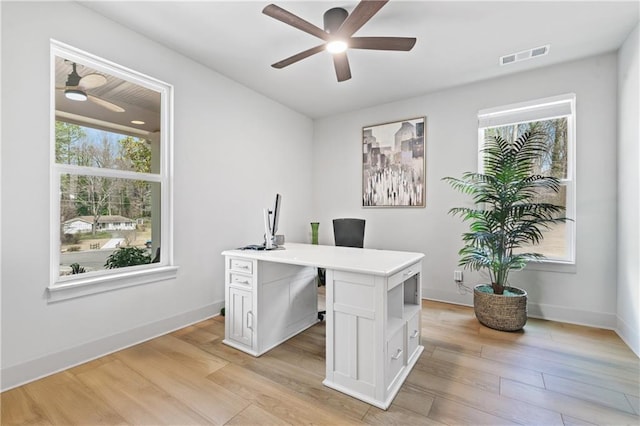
top-left (326, 40), bottom-right (348, 54)
top-left (64, 89), bottom-right (88, 101)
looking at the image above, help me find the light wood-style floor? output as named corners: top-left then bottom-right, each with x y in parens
top-left (2, 300), bottom-right (639, 425)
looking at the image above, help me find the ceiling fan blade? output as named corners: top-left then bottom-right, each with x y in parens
top-left (263, 4), bottom-right (329, 41)
top-left (87, 94), bottom-right (125, 112)
top-left (349, 36), bottom-right (416, 51)
top-left (79, 73), bottom-right (107, 90)
top-left (272, 44), bottom-right (326, 69)
top-left (337, 0), bottom-right (388, 38)
top-left (333, 52), bottom-right (352, 82)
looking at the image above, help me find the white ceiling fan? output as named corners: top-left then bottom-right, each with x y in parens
top-left (57, 62), bottom-right (125, 112)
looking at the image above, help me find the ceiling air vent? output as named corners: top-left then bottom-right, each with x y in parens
top-left (500, 45), bottom-right (549, 66)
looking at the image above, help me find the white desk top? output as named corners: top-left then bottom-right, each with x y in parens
top-left (222, 242), bottom-right (424, 276)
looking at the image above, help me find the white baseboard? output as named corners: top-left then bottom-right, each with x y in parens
top-left (423, 287), bottom-right (473, 307)
top-left (526, 301), bottom-right (617, 329)
top-left (616, 314), bottom-right (640, 357)
top-left (0, 300), bottom-right (224, 392)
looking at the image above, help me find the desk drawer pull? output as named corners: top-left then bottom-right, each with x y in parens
top-left (247, 311), bottom-right (253, 330)
top-left (391, 348), bottom-right (403, 360)
top-left (410, 330), bottom-right (419, 339)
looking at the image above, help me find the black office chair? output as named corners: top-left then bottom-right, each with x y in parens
top-left (318, 218), bottom-right (366, 320)
top-left (333, 218), bottom-right (366, 248)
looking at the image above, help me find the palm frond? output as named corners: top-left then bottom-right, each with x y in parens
top-left (445, 129), bottom-right (571, 287)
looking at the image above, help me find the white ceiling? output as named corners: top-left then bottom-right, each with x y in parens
top-left (80, 1), bottom-right (639, 119)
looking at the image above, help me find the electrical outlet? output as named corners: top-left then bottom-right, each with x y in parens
top-left (454, 270), bottom-right (463, 282)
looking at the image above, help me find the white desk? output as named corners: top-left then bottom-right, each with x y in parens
top-left (222, 242), bottom-right (425, 410)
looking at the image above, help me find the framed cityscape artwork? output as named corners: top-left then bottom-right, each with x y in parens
top-left (362, 117), bottom-right (426, 207)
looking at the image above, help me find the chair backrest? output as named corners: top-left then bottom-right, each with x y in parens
top-left (333, 218), bottom-right (365, 248)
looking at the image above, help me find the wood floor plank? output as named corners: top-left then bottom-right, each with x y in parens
top-left (471, 321), bottom-right (637, 371)
top-left (190, 335), bottom-right (257, 367)
top-left (389, 381), bottom-right (436, 418)
top-left (560, 414), bottom-right (599, 426)
top-left (208, 362), bottom-right (364, 425)
top-left (626, 394), bottom-right (640, 415)
top-left (146, 333), bottom-right (228, 375)
top-left (171, 321), bottom-right (222, 344)
top-left (272, 338), bottom-right (327, 377)
top-left (0, 386), bottom-right (52, 425)
top-left (479, 323), bottom-right (640, 371)
top-left (74, 358), bottom-right (211, 425)
top-left (226, 403), bottom-right (293, 425)
top-left (283, 327), bottom-right (326, 357)
top-left (550, 321), bottom-right (634, 349)
top-left (421, 332), bottom-right (484, 356)
top-left (481, 344), bottom-right (640, 396)
top-left (543, 373), bottom-right (636, 414)
top-left (501, 317), bottom-right (554, 339)
top-left (414, 353), bottom-right (501, 393)
top-left (428, 346), bottom-right (544, 388)
top-left (362, 404), bottom-right (443, 425)
top-left (425, 310), bottom-right (571, 357)
top-left (406, 363), bottom-right (564, 425)
top-left (501, 378), bottom-right (640, 425)
top-left (240, 349), bottom-right (371, 421)
top-left (426, 396), bottom-right (516, 425)
top-left (114, 343), bottom-right (250, 424)
top-left (21, 371), bottom-right (127, 425)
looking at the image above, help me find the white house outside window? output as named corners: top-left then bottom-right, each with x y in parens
top-left (49, 41), bottom-right (176, 301)
top-left (477, 94), bottom-right (576, 264)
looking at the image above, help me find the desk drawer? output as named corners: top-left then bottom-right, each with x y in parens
top-left (230, 258), bottom-right (253, 274)
top-left (230, 273), bottom-right (253, 287)
top-left (388, 263), bottom-right (419, 291)
top-left (406, 310), bottom-right (420, 361)
top-left (386, 326), bottom-right (404, 388)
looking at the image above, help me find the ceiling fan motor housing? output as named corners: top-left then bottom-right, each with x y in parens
top-left (65, 63), bottom-right (82, 87)
top-left (324, 7), bottom-right (348, 33)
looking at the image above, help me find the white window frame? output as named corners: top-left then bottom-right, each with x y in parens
top-left (48, 40), bottom-right (177, 302)
top-left (477, 93), bottom-right (576, 267)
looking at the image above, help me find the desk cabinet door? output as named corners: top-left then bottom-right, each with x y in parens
top-left (406, 310), bottom-right (421, 362)
top-left (228, 287), bottom-right (253, 348)
top-left (386, 326), bottom-right (405, 390)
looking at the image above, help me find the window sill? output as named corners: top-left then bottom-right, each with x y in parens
top-left (48, 265), bottom-right (179, 302)
top-left (524, 260), bottom-right (576, 274)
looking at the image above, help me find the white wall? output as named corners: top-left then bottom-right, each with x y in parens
top-left (313, 54), bottom-right (619, 329)
top-left (617, 24), bottom-right (639, 356)
top-left (0, 1), bottom-right (313, 390)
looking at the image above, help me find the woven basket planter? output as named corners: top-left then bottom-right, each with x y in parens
top-left (473, 284), bottom-right (527, 331)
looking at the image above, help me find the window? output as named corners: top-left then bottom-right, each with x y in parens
top-left (477, 94), bottom-right (576, 264)
top-left (49, 41), bottom-right (175, 301)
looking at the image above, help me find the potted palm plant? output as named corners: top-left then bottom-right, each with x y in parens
top-left (443, 130), bottom-right (569, 331)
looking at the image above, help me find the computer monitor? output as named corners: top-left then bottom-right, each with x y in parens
top-left (271, 193), bottom-right (281, 235)
top-left (263, 193), bottom-right (281, 249)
